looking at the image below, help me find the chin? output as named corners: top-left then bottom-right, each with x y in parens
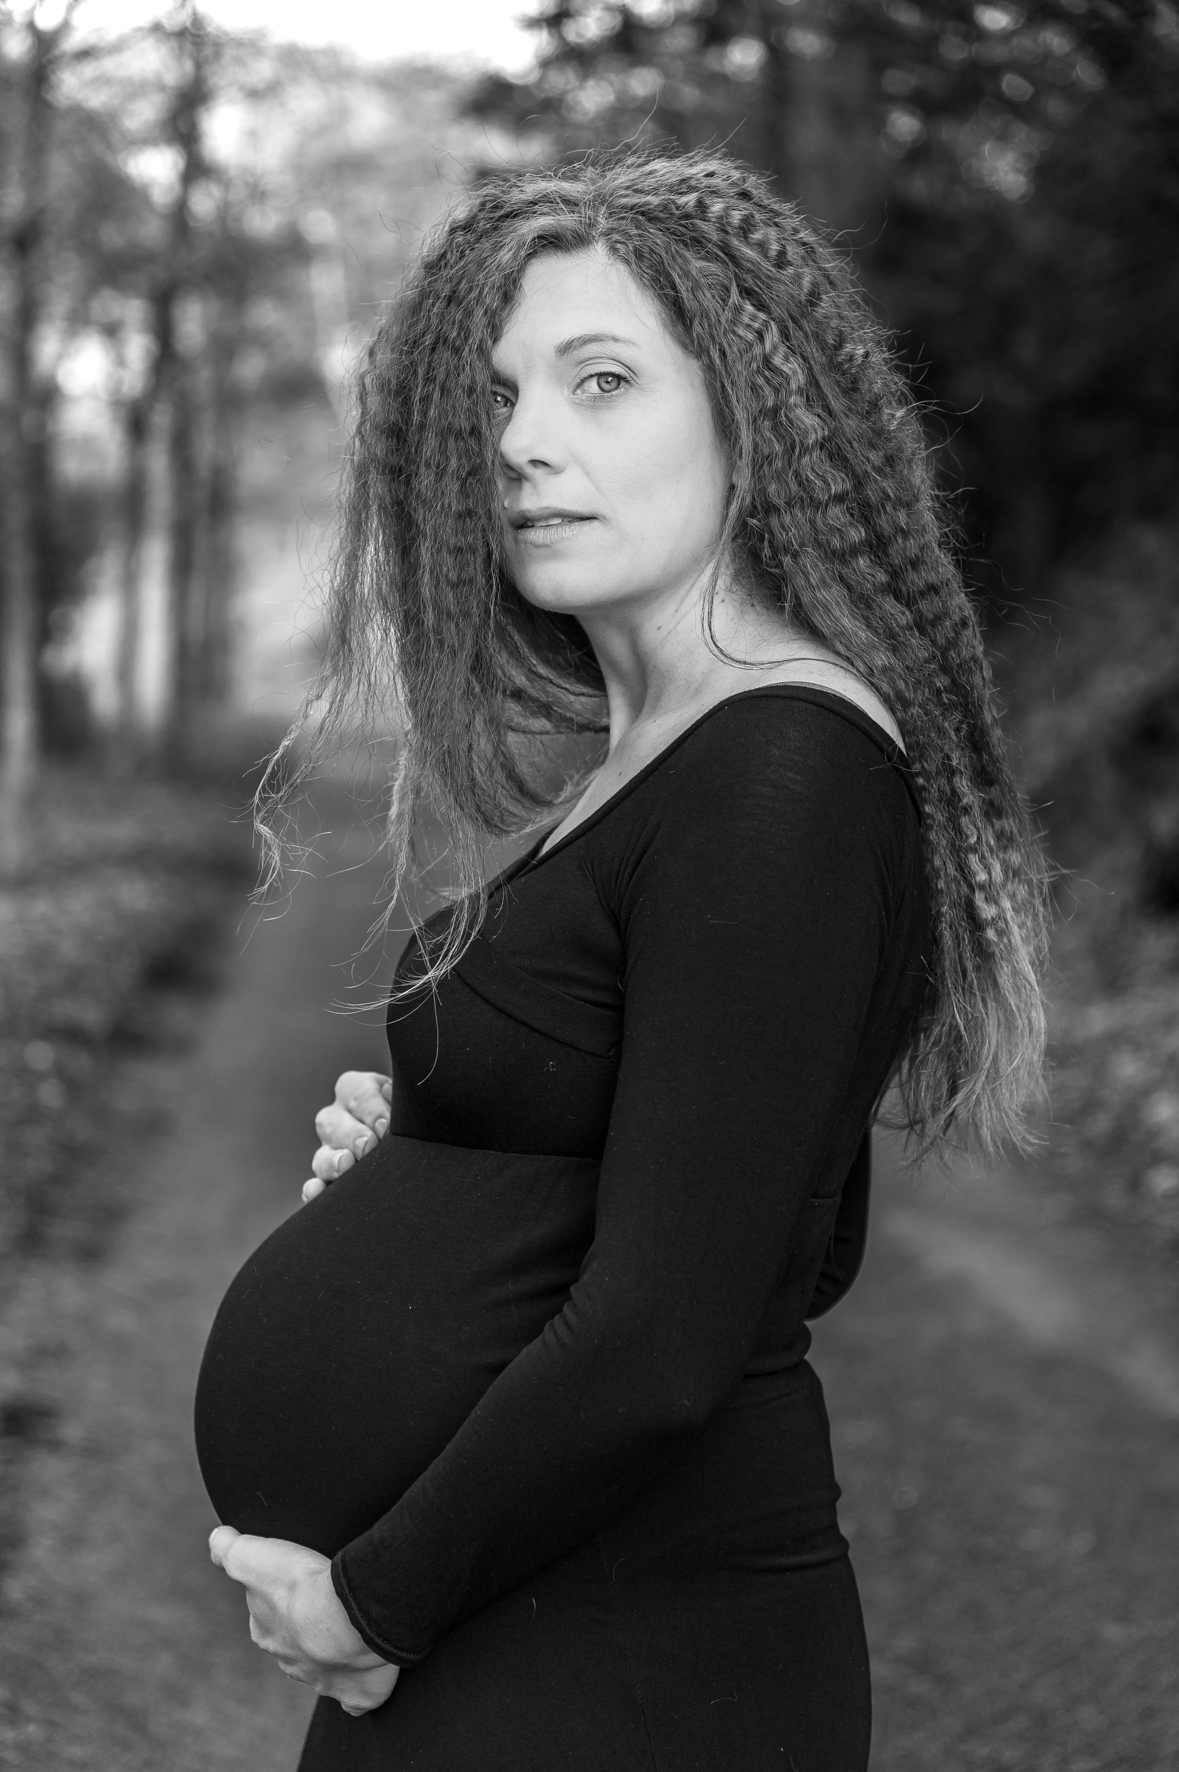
top-left (513, 571), bottom-right (618, 620)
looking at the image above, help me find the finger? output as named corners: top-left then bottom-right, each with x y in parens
top-left (336, 1068), bottom-right (393, 1108)
top-left (302, 1177), bottom-right (326, 1204)
top-left (209, 1528), bottom-right (284, 1587)
top-left (210, 1524), bottom-right (243, 1569)
top-left (335, 1070), bottom-right (393, 1135)
top-left (312, 1144), bottom-right (355, 1183)
top-left (314, 1104), bottom-right (378, 1160)
top-left (328, 1664), bottom-right (401, 1715)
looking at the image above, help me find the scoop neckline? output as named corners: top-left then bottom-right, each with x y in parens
top-left (508, 683), bottom-right (913, 883)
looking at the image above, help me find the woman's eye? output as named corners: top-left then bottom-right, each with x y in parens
top-left (579, 371), bottom-right (627, 397)
top-left (490, 388), bottom-right (513, 415)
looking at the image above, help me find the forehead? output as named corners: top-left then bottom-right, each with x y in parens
top-left (493, 247), bottom-right (673, 360)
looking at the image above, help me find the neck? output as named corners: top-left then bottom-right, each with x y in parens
top-left (575, 567), bottom-right (810, 752)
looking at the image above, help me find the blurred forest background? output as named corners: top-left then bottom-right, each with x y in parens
top-left (0, 0), bottom-right (1177, 1269)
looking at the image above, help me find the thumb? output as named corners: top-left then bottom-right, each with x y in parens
top-left (209, 1524), bottom-right (243, 1572)
top-left (209, 1529), bottom-right (327, 1590)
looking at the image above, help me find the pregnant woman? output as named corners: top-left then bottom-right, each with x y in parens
top-left (196, 151), bottom-right (1047, 1770)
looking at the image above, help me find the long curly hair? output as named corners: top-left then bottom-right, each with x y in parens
top-left (258, 149), bottom-right (1049, 1157)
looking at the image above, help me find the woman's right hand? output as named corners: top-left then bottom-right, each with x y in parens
top-left (302, 1071), bottom-right (393, 1203)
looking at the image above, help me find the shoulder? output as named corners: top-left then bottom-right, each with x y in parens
top-left (658, 689), bottom-right (912, 822)
top-left (747, 663), bottom-right (905, 752)
top-left (607, 692), bottom-right (923, 936)
top-left (597, 689), bottom-right (917, 889)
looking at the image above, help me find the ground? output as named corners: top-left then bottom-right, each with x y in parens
top-left (0, 810), bottom-right (1175, 1771)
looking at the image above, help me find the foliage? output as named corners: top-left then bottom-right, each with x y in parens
top-left (0, 7), bottom-right (484, 791)
top-left (0, 762), bottom-right (251, 1266)
top-left (472, 0), bottom-right (1179, 598)
top-left (471, 1), bottom-right (1179, 1213)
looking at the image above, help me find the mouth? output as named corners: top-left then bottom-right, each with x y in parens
top-left (506, 507), bottom-right (596, 544)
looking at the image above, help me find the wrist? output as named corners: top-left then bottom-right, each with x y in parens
top-left (307, 1565), bottom-right (388, 1669)
top-left (330, 1551), bottom-right (416, 1667)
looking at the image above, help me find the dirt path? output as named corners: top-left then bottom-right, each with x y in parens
top-left (0, 824), bottom-right (1175, 1770)
top-left (814, 1145), bottom-right (1179, 1770)
top-left (0, 816), bottom-right (394, 1771)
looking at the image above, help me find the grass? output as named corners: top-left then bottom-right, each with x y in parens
top-left (1042, 910), bottom-right (1179, 1253)
top-left (0, 760), bottom-right (256, 1272)
top-left (993, 523), bottom-right (1179, 1257)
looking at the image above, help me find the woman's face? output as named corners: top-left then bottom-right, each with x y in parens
top-left (492, 248), bottom-right (731, 624)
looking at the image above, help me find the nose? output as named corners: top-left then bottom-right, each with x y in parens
top-left (498, 388), bottom-right (568, 483)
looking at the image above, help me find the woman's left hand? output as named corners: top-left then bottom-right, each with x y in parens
top-left (209, 1526), bottom-right (400, 1716)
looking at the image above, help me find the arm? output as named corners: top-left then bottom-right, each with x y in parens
top-left (332, 721), bottom-right (897, 1664)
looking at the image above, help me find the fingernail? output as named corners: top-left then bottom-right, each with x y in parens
top-left (374, 1119), bottom-right (388, 1139)
top-left (354, 1136), bottom-right (371, 1158)
top-left (336, 1149), bottom-right (354, 1174)
top-left (380, 1081), bottom-right (392, 1102)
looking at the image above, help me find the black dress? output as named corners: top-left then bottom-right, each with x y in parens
top-left (195, 687), bottom-right (932, 1771)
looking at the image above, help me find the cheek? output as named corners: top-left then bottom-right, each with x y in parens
top-left (599, 408), bottom-right (728, 555)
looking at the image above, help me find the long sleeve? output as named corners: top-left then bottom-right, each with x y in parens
top-left (331, 706), bottom-right (915, 1664)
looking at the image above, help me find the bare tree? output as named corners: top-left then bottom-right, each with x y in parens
top-left (196, 259), bottom-right (248, 709)
top-left (109, 4), bottom-right (206, 771)
top-left (0, 6), bottom-right (73, 875)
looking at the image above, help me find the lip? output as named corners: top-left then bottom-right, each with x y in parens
top-left (506, 506), bottom-right (595, 530)
top-left (506, 508), bottom-right (597, 549)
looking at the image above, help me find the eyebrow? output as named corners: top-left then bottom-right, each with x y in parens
top-left (554, 331), bottom-right (639, 359)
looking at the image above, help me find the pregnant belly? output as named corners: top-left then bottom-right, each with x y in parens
top-left (194, 1135), bottom-right (598, 1557)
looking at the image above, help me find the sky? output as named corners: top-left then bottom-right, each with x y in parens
top-left (69, 0), bottom-right (543, 72)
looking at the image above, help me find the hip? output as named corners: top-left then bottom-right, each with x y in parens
top-left (583, 1357), bottom-right (847, 1588)
top-left (300, 1553), bottom-right (869, 1772)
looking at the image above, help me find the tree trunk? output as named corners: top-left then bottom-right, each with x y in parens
top-left (111, 8), bottom-right (205, 773)
top-left (0, 21), bottom-right (59, 876)
top-left (159, 21), bottom-right (206, 771)
top-left (109, 387), bottom-right (152, 773)
top-left (0, 419), bottom-right (39, 877)
top-left (165, 350), bottom-right (202, 766)
top-left (758, 0), bottom-right (885, 241)
top-left (200, 324), bottom-right (241, 709)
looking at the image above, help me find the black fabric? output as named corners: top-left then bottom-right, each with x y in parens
top-left (298, 1556), bottom-right (871, 1772)
top-left (195, 1138), bottom-right (600, 1556)
top-left (806, 1130), bottom-right (872, 1320)
top-left (195, 686), bottom-right (932, 1770)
